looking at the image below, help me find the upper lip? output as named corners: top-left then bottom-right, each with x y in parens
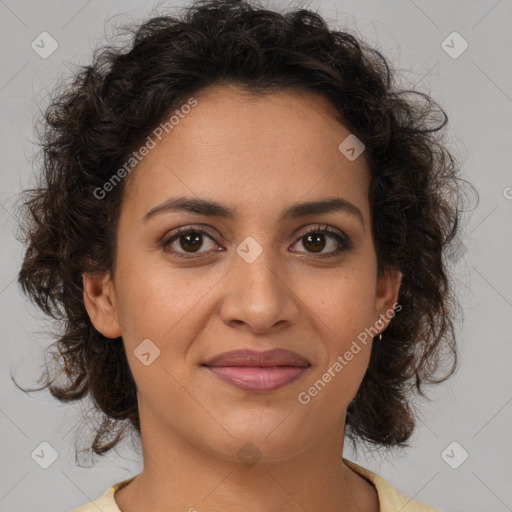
top-left (202, 348), bottom-right (311, 367)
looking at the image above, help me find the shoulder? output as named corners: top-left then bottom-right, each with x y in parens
top-left (343, 458), bottom-right (444, 512)
top-left (71, 476), bottom-right (137, 512)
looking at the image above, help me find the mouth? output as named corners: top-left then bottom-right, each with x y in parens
top-left (201, 348), bottom-right (311, 392)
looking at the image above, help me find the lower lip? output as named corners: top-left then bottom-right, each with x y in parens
top-left (203, 366), bottom-right (309, 392)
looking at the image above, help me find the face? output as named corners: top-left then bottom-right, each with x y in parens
top-left (83, 83), bottom-right (401, 464)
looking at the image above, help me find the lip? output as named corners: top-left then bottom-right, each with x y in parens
top-left (202, 348), bottom-right (311, 392)
top-left (202, 348), bottom-right (310, 367)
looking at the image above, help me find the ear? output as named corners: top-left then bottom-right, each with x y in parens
top-left (374, 267), bottom-right (403, 334)
top-left (82, 271), bottom-right (122, 339)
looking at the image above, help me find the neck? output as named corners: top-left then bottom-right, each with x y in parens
top-left (115, 402), bottom-right (376, 512)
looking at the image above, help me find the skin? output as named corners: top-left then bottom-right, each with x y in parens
top-left (83, 83), bottom-right (402, 512)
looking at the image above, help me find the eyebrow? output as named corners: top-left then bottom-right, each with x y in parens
top-left (143, 196), bottom-right (365, 230)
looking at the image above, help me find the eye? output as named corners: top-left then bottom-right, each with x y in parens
top-left (290, 224), bottom-right (352, 259)
top-left (161, 224), bottom-right (352, 260)
top-left (161, 225), bottom-right (222, 259)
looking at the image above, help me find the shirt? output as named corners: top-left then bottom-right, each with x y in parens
top-left (72, 457), bottom-right (442, 512)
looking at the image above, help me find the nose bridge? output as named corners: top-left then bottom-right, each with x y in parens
top-left (220, 233), bottom-right (298, 330)
top-left (234, 234), bottom-right (283, 296)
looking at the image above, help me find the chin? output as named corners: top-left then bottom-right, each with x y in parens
top-left (200, 421), bottom-right (319, 466)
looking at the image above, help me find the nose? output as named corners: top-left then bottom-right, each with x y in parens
top-left (218, 242), bottom-right (301, 334)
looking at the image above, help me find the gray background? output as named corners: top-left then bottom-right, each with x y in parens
top-left (1, 1), bottom-right (511, 511)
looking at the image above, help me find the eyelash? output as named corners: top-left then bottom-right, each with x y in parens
top-left (160, 224), bottom-right (352, 260)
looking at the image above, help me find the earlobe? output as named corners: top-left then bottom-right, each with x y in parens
top-left (375, 267), bottom-right (403, 333)
top-left (82, 271), bottom-right (122, 339)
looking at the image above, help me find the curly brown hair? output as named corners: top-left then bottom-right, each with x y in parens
top-left (15, 0), bottom-right (474, 459)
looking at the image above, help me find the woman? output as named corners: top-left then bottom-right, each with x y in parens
top-left (16, 0), bottom-right (471, 510)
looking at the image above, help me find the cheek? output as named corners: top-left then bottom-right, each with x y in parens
top-left (305, 268), bottom-right (377, 338)
top-left (298, 267), bottom-right (376, 389)
top-left (298, 286), bottom-right (374, 416)
top-left (113, 250), bottom-right (206, 337)
top-left (113, 264), bottom-right (203, 393)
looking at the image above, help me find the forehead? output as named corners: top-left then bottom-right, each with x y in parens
top-left (121, 84), bottom-right (371, 224)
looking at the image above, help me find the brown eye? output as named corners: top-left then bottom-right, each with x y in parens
top-left (177, 231), bottom-right (203, 252)
top-left (290, 225), bottom-right (352, 259)
top-left (302, 232), bottom-right (328, 253)
top-left (162, 227), bottom-right (222, 259)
